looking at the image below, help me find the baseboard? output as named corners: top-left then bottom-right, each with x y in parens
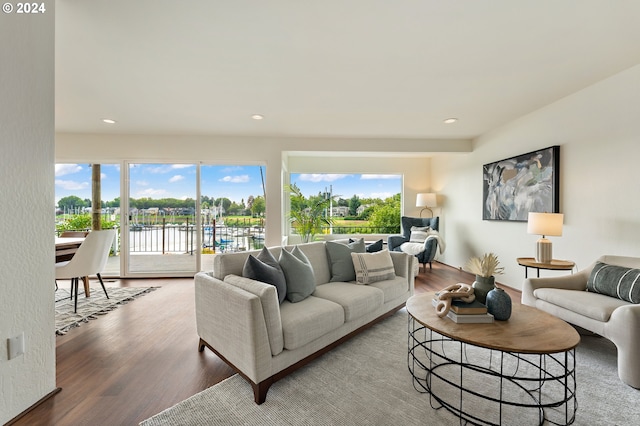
top-left (5, 387), bottom-right (61, 425)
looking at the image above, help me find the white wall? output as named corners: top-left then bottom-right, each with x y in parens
top-left (433, 64), bottom-right (640, 290)
top-left (0, 4), bottom-right (56, 423)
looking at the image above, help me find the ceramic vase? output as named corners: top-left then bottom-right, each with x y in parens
top-left (472, 275), bottom-right (495, 305)
top-left (486, 287), bottom-right (512, 321)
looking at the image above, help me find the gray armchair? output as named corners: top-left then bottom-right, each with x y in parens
top-left (388, 216), bottom-right (439, 270)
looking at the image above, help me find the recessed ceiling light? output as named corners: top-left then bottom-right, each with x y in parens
top-left (102, 119), bottom-right (116, 124)
top-left (251, 114), bottom-right (264, 120)
top-left (443, 118), bottom-right (458, 124)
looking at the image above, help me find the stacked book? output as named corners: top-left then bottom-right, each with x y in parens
top-left (432, 298), bottom-right (494, 323)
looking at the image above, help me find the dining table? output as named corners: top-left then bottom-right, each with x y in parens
top-left (55, 237), bottom-right (90, 297)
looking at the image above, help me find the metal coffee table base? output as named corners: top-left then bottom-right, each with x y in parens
top-left (408, 317), bottom-right (577, 426)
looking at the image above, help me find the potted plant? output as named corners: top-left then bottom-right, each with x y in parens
top-left (286, 184), bottom-right (335, 243)
top-left (465, 252), bottom-right (504, 304)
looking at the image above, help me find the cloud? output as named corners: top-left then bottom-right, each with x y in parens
top-left (145, 164), bottom-right (194, 174)
top-left (137, 188), bottom-right (168, 197)
top-left (136, 180), bottom-right (149, 186)
top-left (101, 173), bottom-right (107, 179)
top-left (55, 164), bottom-right (83, 177)
top-left (169, 175), bottom-right (185, 183)
top-left (55, 179), bottom-right (89, 191)
top-left (219, 175), bottom-right (250, 183)
top-left (360, 174), bottom-right (401, 180)
top-left (298, 174), bottom-right (350, 182)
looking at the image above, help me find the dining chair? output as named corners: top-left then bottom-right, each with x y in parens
top-left (55, 229), bottom-right (116, 312)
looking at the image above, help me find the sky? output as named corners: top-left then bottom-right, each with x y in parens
top-left (54, 163), bottom-right (402, 205)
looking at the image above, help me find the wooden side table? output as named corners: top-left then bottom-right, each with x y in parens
top-left (517, 257), bottom-right (575, 278)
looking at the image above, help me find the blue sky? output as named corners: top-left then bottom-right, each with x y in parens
top-left (55, 163), bottom-right (401, 205)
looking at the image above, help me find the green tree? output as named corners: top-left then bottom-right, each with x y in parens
top-left (348, 195), bottom-right (361, 216)
top-left (251, 196), bottom-right (266, 217)
top-left (58, 195), bottom-right (87, 210)
top-left (368, 193), bottom-right (401, 233)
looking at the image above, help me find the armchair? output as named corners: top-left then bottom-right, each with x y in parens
top-left (388, 216), bottom-right (439, 270)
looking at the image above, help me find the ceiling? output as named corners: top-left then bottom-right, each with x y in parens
top-left (55, 0), bottom-right (640, 140)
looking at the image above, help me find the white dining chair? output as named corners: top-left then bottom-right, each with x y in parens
top-left (55, 229), bottom-right (116, 312)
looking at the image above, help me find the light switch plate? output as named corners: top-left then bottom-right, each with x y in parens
top-left (8, 332), bottom-right (25, 359)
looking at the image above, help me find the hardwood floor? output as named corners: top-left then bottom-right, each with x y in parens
top-left (13, 262), bottom-right (519, 426)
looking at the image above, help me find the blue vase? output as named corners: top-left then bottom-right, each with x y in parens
top-left (486, 287), bottom-right (512, 321)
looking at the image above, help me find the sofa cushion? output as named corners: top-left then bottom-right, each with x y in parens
top-left (350, 238), bottom-right (384, 253)
top-left (279, 296), bottom-right (345, 350)
top-left (280, 246), bottom-right (316, 303)
top-left (368, 275), bottom-right (410, 303)
top-left (409, 226), bottom-right (430, 243)
top-left (326, 239), bottom-right (365, 282)
top-left (243, 247), bottom-right (287, 304)
top-left (534, 288), bottom-right (630, 322)
top-left (351, 251), bottom-right (396, 285)
top-left (312, 282), bottom-right (384, 322)
top-left (587, 262), bottom-right (640, 303)
top-left (223, 274), bottom-right (284, 355)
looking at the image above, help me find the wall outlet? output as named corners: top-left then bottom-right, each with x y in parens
top-left (8, 332), bottom-right (25, 360)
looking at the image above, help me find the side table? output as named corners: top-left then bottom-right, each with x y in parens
top-left (517, 257), bottom-right (575, 278)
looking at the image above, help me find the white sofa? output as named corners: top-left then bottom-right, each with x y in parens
top-left (522, 255), bottom-right (640, 388)
top-left (195, 241), bottom-right (414, 403)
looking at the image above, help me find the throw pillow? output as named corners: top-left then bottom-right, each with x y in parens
top-left (326, 239), bottom-right (366, 282)
top-left (350, 238), bottom-right (384, 253)
top-left (351, 250), bottom-right (396, 285)
top-left (243, 247), bottom-right (287, 304)
top-left (586, 261), bottom-right (640, 303)
top-left (409, 226), bottom-right (430, 243)
top-left (279, 246), bottom-right (316, 303)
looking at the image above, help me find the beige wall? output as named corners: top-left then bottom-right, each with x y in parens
top-left (0, 4), bottom-right (56, 423)
top-left (432, 64), bottom-right (640, 290)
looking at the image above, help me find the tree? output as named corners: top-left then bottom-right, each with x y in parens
top-left (286, 184), bottom-right (334, 243)
top-left (251, 196), bottom-right (265, 217)
top-left (348, 195), bottom-right (361, 216)
top-left (58, 195), bottom-right (87, 210)
top-left (368, 193), bottom-right (401, 233)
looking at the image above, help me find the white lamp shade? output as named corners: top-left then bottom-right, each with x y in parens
top-left (416, 193), bottom-right (437, 208)
top-left (527, 212), bottom-right (563, 237)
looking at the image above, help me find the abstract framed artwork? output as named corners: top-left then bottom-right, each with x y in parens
top-left (482, 145), bottom-right (560, 221)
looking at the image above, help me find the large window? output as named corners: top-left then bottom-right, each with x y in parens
top-left (288, 173), bottom-right (402, 238)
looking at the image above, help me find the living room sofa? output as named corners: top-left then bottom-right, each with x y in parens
top-left (195, 240), bottom-right (415, 403)
top-left (522, 255), bottom-right (640, 388)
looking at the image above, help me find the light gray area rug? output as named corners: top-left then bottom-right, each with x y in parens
top-left (55, 286), bottom-right (155, 335)
top-left (141, 309), bottom-right (637, 425)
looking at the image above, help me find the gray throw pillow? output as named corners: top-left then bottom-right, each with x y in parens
top-left (586, 262), bottom-right (640, 303)
top-left (326, 239), bottom-right (366, 282)
top-left (349, 238), bottom-right (384, 253)
top-left (242, 247), bottom-right (287, 304)
top-left (280, 246), bottom-right (316, 303)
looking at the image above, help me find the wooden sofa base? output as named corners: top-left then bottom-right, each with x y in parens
top-left (198, 302), bottom-right (406, 404)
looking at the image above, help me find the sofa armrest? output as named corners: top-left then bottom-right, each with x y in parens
top-left (521, 269), bottom-right (590, 306)
top-left (389, 251), bottom-right (415, 295)
top-left (387, 235), bottom-right (407, 251)
top-left (605, 304), bottom-right (640, 388)
top-left (195, 272), bottom-right (273, 384)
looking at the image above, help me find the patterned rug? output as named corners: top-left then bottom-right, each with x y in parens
top-left (55, 286), bottom-right (156, 335)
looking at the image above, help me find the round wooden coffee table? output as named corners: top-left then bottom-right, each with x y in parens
top-left (407, 292), bottom-right (580, 425)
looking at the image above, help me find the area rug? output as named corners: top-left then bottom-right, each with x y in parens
top-left (55, 286), bottom-right (156, 335)
top-left (140, 309), bottom-right (638, 425)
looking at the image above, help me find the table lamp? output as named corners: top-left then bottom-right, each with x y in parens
top-left (416, 193), bottom-right (437, 218)
top-left (527, 212), bottom-right (563, 263)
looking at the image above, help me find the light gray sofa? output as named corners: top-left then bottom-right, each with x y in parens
top-left (522, 255), bottom-right (640, 389)
top-left (195, 241), bottom-right (414, 403)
